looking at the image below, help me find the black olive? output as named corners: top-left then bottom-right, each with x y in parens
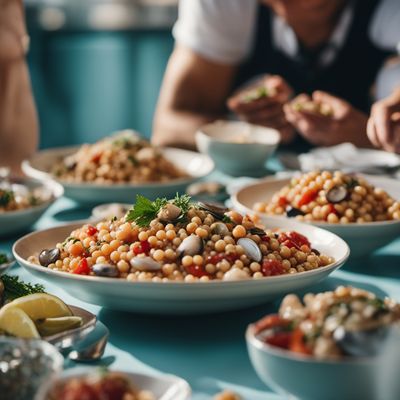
top-left (311, 248), bottom-right (320, 255)
top-left (92, 263), bottom-right (119, 277)
top-left (198, 201), bottom-right (229, 220)
top-left (38, 248), bottom-right (60, 267)
top-left (285, 206), bottom-right (305, 218)
top-left (326, 185), bottom-right (348, 204)
top-left (249, 227), bottom-right (267, 236)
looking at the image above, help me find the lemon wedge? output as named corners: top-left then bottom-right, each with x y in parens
top-left (36, 316), bottom-right (83, 336)
top-left (2, 293), bottom-right (72, 320)
top-left (0, 307), bottom-right (40, 338)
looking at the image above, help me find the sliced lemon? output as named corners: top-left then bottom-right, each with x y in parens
top-left (3, 293), bottom-right (72, 320)
top-left (0, 307), bottom-right (40, 338)
top-left (36, 316), bottom-right (83, 336)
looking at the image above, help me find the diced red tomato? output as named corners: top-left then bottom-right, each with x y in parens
top-left (91, 153), bottom-right (102, 163)
top-left (185, 264), bottom-right (209, 278)
top-left (287, 231), bottom-right (310, 248)
top-left (206, 253), bottom-right (239, 264)
top-left (298, 189), bottom-right (318, 207)
top-left (261, 259), bottom-right (285, 276)
top-left (133, 240), bottom-right (151, 255)
top-left (261, 236), bottom-right (270, 243)
top-left (278, 196), bottom-right (288, 207)
top-left (289, 328), bottom-right (311, 355)
top-left (265, 331), bottom-right (292, 349)
top-left (86, 225), bottom-right (98, 236)
top-left (326, 203), bottom-right (338, 218)
top-left (97, 375), bottom-right (130, 400)
top-left (73, 258), bottom-right (90, 275)
top-left (254, 314), bottom-right (289, 333)
top-left (60, 382), bottom-right (98, 400)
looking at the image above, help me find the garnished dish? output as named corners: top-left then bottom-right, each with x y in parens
top-left (46, 370), bottom-right (156, 400)
top-left (52, 130), bottom-right (188, 184)
top-left (253, 286), bottom-right (400, 359)
top-left (29, 195), bottom-right (334, 282)
top-left (0, 275), bottom-right (82, 339)
top-left (253, 171), bottom-right (400, 223)
top-left (0, 185), bottom-right (47, 212)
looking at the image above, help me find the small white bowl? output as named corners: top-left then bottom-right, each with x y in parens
top-left (232, 174), bottom-right (400, 258)
top-left (35, 369), bottom-right (191, 400)
top-left (0, 177), bottom-right (64, 237)
top-left (195, 120), bottom-right (280, 176)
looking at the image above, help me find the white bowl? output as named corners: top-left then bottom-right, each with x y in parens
top-left (22, 146), bottom-right (214, 204)
top-left (195, 120), bottom-right (280, 176)
top-left (35, 369), bottom-right (191, 400)
top-left (0, 177), bottom-right (64, 237)
top-left (232, 174), bottom-right (400, 258)
top-left (13, 219), bottom-right (349, 314)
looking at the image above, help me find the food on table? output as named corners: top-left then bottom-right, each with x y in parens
top-left (0, 186), bottom-right (45, 212)
top-left (52, 130), bottom-right (188, 184)
top-left (0, 285), bottom-right (82, 339)
top-left (253, 171), bottom-right (400, 223)
top-left (0, 252), bottom-right (8, 264)
top-left (241, 86), bottom-right (276, 103)
top-left (47, 370), bottom-right (155, 400)
top-left (254, 286), bottom-right (400, 359)
top-left (214, 390), bottom-right (242, 400)
top-left (30, 194), bottom-right (334, 282)
top-left (291, 99), bottom-right (333, 116)
top-left (92, 203), bottom-right (131, 221)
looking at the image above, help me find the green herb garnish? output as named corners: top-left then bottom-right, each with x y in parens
top-left (128, 155), bottom-right (139, 166)
top-left (0, 253), bottom-right (8, 264)
top-left (242, 87), bottom-right (269, 103)
top-left (126, 194), bottom-right (193, 227)
top-left (222, 215), bottom-right (233, 224)
top-left (368, 297), bottom-right (386, 310)
top-left (1, 275), bottom-right (45, 301)
top-left (0, 189), bottom-right (14, 207)
top-left (346, 178), bottom-right (359, 190)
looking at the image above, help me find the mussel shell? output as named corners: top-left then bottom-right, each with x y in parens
top-left (237, 238), bottom-right (262, 262)
top-left (326, 185), bottom-right (348, 204)
top-left (198, 201), bottom-right (228, 220)
top-left (177, 235), bottom-right (204, 256)
top-left (92, 263), bottom-right (119, 277)
top-left (130, 257), bottom-right (162, 271)
top-left (210, 222), bottom-right (229, 236)
top-left (39, 248), bottom-right (60, 267)
top-left (249, 227), bottom-right (267, 236)
top-left (333, 326), bottom-right (389, 357)
top-left (285, 206), bottom-right (305, 218)
top-left (157, 203), bottom-right (182, 223)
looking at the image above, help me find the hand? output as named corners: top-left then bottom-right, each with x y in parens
top-left (227, 75), bottom-right (296, 143)
top-left (367, 87), bottom-right (400, 153)
top-left (284, 91), bottom-right (370, 147)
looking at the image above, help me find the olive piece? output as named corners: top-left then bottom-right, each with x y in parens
top-left (198, 201), bottom-right (229, 220)
top-left (333, 326), bottom-right (388, 357)
top-left (326, 185), bottom-right (348, 204)
top-left (92, 263), bottom-right (119, 277)
top-left (39, 248), bottom-right (60, 267)
top-left (249, 227), bottom-right (267, 236)
top-left (285, 206), bottom-right (305, 218)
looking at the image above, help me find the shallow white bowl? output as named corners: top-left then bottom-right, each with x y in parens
top-left (35, 369), bottom-right (191, 400)
top-left (22, 146), bottom-right (214, 204)
top-left (232, 174), bottom-right (400, 258)
top-left (195, 120), bottom-right (280, 176)
top-left (13, 219), bottom-right (349, 314)
top-left (0, 177), bottom-right (63, 237)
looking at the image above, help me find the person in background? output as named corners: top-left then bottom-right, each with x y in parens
top-left (153, 0), bottom-right (395, 149)
top-left (0, 0), bottom-right (38, 174)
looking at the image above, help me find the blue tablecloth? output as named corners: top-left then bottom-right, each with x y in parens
top-left (2, 177), bottom-right (400, 399)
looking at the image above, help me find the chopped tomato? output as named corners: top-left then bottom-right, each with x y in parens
top-left (133, 240), bottom-right (151, 255)
top-left (261, 235), bottom-right (270, 243)
top-left (185, 264), bottom-right (209, 278)
top-left (298, 189), bottom-right (318, 207)
top-left (278, 196), bottom-right (288, 207)
top-left (326, 203), bottom-right (338, 217)
top-left (91, 153), bottom-right (102, 163)
top-left (86, 225), bottom-right (98, 236)
top-left (261, 259), bottom-right (285, 276)
top-left (97, 375), bottom-right (130, 400)
top-left (206, 253), bottom-right (239, 264)
top-left (287, 231), bottom-right (310, 248)
top-left (289, 328), bottom-right (311, 355)
top-left (265, 331), bottom-right (292, 349)
top-left (60, 382), bottom-right (98, 400)
top-left (254, 314), bottom-right (289, 333)
top-left (73, 258), bottom-right (90, 275)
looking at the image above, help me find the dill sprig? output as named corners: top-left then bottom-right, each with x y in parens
top-left (1, 275), bottom-right (45, 301)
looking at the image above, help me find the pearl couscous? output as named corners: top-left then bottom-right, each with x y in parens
top-left (52, 130), bottom-right (188, 184)
top-left (253, 171), bottom-right (400, 223)
top-left (31, 195), bottom-right (334, 282)
top-left (0, 187), bottom-right (43, 213)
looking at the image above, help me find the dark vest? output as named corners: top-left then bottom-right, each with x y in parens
top-left (236, 0), bottom-right (391, 113)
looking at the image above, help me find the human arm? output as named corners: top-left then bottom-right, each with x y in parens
top-left (0, 0), bottom-right (38, 174)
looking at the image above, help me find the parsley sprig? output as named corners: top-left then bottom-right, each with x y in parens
top-left (126, 194), bottom-right (193, 227)
top-left (0, 253), bottom-right (8, 264)
top-left (0, 189), bottom-right (14, 207)
top-left (1, 275), bottom-right (45, 301)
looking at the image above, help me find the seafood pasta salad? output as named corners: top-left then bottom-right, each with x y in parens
top-left (30, 195), bottom-right (334, 282)
top-left (254, 171), bottom-right (400, 223)
top-left (254, 286), bottom-right (400, 359)
top-left (52, 130), bottom-right (188, 184)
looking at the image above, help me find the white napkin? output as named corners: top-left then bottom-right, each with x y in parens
top-left (296, 143), bottom-right (400, 173)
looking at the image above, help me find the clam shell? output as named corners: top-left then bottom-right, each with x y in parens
top-left (157, 203), bottom-right (181, 222)
top-left (237, 238), bottom-right (262, 262)
top-left (210, 222), bottom-right (229, 236)
top-left (92, 263), bottom-right (119, 277)
top-left (177, 235), bottom-right (203, 256)
top-left (130, 257), bottom-right (161, 271)
top-left (198, 202), bottom-right (228, 220)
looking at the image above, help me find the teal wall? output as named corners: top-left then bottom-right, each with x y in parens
top-left (27, 30), bottom-right (174, 148)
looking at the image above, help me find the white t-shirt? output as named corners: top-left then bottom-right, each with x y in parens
top-left (173, 0), bottom-right (400, 66)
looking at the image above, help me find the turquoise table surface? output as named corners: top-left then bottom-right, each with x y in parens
top-left (2, 173), bottom-right (400, 399)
